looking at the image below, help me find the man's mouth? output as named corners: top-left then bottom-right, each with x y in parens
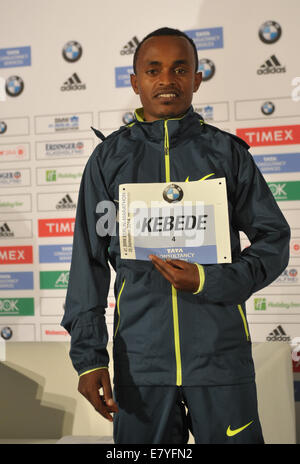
top-left (155, 91), bottom-right (179, 99)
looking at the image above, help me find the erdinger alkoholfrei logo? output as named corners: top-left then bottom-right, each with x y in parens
top-left (1, 326), bottom-right (13, 340)
top-left (163, 184), bottom-right (184, 203)
top-left (0, 121), bottom-right (7, 134)
top-left (259, 21), bottom-right (282, 44)
top-left (62, 41), bottom-right (82, 62)
top-left (198, 59), bottom-right (215, 81)
top-left (5, 76), bottom-right (24, 97)
top-left (261, 101), bottom-right (275, 115)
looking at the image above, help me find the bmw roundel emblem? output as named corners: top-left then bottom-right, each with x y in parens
top-left (62, 41), bottom-right (83, 62)
top-left (0, 121), bottom-right (7, 134)
top-left (198, 59), bottom-right (215, 81)
top-left (5, 76), bottom-right (24, 97)
top-left (261, 101), bottom-right (275, 115)
top-left (122, 112), bottom-right (135, 125)
top-left (1, 326), bottom-right (13, 340)
top-left (259, 21), bottom-right (282, 44)
top-left (163, 184), bottom-right (184, 203)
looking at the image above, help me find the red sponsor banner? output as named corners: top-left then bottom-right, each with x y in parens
top-left (0, 245), bottom-right (33, 264)
top-left (236, 124), bottom-right (300, 146)
top-left (293, 351), bottom-right (300, 373)
top-left (38, 218), bottom-right (75, 237)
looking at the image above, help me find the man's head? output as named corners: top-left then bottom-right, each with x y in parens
top-left (130, 27), bottom-right (202, 122)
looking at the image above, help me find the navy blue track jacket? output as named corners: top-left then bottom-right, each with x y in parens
top-left (61, 106), bottom-right (290, 386)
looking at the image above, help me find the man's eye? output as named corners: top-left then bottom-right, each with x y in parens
top-left (146, 69), bottom-right (158, 75)
top-left (174, 68), bottom-right (187, 74)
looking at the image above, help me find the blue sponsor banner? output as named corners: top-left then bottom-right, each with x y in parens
top-left (185, 27), bottom-right (224, 50)
top-left (253, 153), bottom-right (300, 173)
top-left (0, 46), bottom-right (31, 68)
top-left (294, 381), bottom-right (300, 402)
top-left (115, 66), bottom-right (133, 88)
top-left (135, 245), bottom-right (217, 264)
top-left (0, 272), bottom-right (33, 289)
top-left (39, 244), bottom-right (72, 263)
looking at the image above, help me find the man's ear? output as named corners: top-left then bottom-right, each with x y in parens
top-left (193, 72), bottom-right (202, 92)
top-left (130, 74), bottom-right (139, 95)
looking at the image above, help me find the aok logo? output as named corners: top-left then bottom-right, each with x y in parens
top-left (55, 272), bottom-right (69, 288)
top-left (269, 183), bottom-right (287, 199)
top-left (0, 299), bottom-right (19, 314)
top-left (40, 271), bottom-right (69, 289)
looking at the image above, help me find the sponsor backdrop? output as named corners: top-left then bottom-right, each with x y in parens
top-left (0, 0), bottom-right (300, 360)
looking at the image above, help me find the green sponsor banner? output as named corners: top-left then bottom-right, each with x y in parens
top-left (254, 298), bottom-right (266, 310)
top-left (254, 297), bottom-right (300, 310)
top-left (268, 181), bottom-right (300, 201)
top-left (40, 271), bottom-right (69, 289)
top-left (0, 298), bottom-right (34, 316)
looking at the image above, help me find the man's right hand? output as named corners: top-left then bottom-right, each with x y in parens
top-left (78, 368), bottom-right (118, 422)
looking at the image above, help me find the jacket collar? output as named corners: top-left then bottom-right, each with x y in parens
top-left (131, 106), bottom-right (200, 141)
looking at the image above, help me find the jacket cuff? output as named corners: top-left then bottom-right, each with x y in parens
top-left (193, 263), bottom-right (205, 295)
top-left (79, 366), bottom-right (108, 377)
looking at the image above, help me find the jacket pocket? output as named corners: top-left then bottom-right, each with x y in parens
top-left (237, 304), bottom-right (250, 341)
top-left (114, 279), bottom-right (126, 338)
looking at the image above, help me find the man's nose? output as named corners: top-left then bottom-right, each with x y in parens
top-left (158, 69), bottom-right (176, 86)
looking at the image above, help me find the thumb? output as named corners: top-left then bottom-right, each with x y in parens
top-left (101, 371), bottom-right (116, 406)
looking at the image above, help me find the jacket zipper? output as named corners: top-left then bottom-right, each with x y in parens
top-left (114, 279), bottom-right (126, 338)
top-left (237, 304), bottom-right (250, 341)
top-left (164, 119), bottom-right (182, 386)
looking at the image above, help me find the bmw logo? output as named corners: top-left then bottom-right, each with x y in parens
top-left (259, 21), bottom-right (282, 44)
top-left (62, 41), bottom-right (83, 62)
top-left (198, 59), bottom-right (215, 81)
top-left (0, 121), bottom-right (7, 134)
top-left (163, 184), bottom-right (183, 203)
top-left (261, 101), bottom-right (275, 115)
top-left (1, 326), bottom-right (13, 340)
top-left (5, 76), bottom-right (24, 97)
top-left (122, 112), bottom-right (135, 125)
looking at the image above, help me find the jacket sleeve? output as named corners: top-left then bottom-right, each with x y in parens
top-left (197, 142), bottom-right (291, 305)
top-left (61, 146), bottom-right (112, 375)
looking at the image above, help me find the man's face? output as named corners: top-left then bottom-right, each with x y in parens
top-left (130, 35), bottom-right (202, 121)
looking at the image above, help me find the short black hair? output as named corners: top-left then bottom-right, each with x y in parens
top-left (133, 27), bottom-right (199, 74)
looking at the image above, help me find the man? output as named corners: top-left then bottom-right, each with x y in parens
top-left (61, 27), bottom-right (290, 444)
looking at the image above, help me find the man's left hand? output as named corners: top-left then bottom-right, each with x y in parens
top-left (149, 255), bottom-right (199, 292)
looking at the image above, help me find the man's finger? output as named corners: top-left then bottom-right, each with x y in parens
top-left (152, 261), bottom-right (174, 284)
top-left (150, 257), bottom-right (176, 283)
top-left (101, 370), bottom-right (119, 412)
top-left (149, 255), bottom-right (175, 277)
top-left (166, 259), bottom-right (186, 270)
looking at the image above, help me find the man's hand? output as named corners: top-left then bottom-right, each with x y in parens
top-left (78, 368), bottom-right (118, 422)
top-left (149, 255), bottom-right (199, 292)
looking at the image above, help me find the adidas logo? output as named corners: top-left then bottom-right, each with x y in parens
top-left (61, 73), bottom-right (86, 91)
top-left (0, 222), bottom-right (14, 237)
top-left (56, 194), bottom-right (76, 210)
top-left (257, 55), bottom-right (286, 75)
top-left (266, 325), bottom-right (291, 342)
top-left (120, 36), bottom-right (139, 55)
